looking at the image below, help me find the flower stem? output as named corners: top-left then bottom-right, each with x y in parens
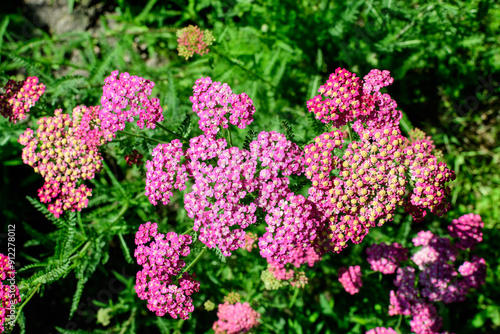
top-left (347, 122), bottom-right (354, 143)
top-left (288, 287), bottom-right (300, 308)
top-left (182, 246), bottom-right (207, 274)
top-left (227, 127), bottom-right (234, 147)
top-left (101, 160), bottom-right (126, 197)
top-left (181, 227), bottom-right (194, 235)
top-left (14, 283), bottom-right (41, 325)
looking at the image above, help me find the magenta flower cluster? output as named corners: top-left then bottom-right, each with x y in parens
top-left (381, 215), bottom-right (487, 334)
top-left (366, 242), bottom-right (408, 274)
top-left (448, 213), bottom-right (484, 249)
top-left (99, 71), bottom-right (163, 141)
top-left (213, 302), bottom-right (260, 334)
top-left (134, 222), bottom-right (200, 320)
top-left (0, 254), bottom-right (20, 333)
top-left (338, 265), bottom-right (363, 295)
top-left (190, 77), bottom-right (255, 135)
top-left (0, 77), bottom-right (45, 123)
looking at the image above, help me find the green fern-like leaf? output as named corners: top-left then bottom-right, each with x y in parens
top-left (281, 120), bottom-right (296, 143)
top-left (176, 113), bottom-right (192, 138)
top-left (69, 279), bottom-right (86, 319)
top-left (213, 246), bottom-right (227, 263)
top-left (242, 130), bottom-right (257, 151)
top-left (25, 260), bottom-right (71, 285)
top-left (118, 233), bottom-right (134, 264)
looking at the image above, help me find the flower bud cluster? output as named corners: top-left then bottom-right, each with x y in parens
top-left (124, 149), bottom-right (143, 166)
top-left (0, 254), bottom-right (20, 333)
top-left (18, 107), bottom-right (104, 217)
top-left (177, 25), bottom-right (215, 60)
top-left (307, 127), bottom-right (408, 254)
top-left (403, 133), bottom-right (455, 221)
top-left (0, 77), bottom-right (45, 123)
top-left (306, 68), bottom-right (401, 132)
top-left (366, 242), bottom-right (408, 274)
top-left (213, 302), bottom-right (260, 334)
top-left (134, 222), bottom-right (200, 320)
top-left (100, 71), bottom-right (163, 141)
top-left (190, 77), bottom-right (255, 136)
top-left (338, 265), bottom-right (363, 295)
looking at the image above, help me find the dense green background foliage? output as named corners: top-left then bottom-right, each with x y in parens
top-left (0, 0), bottom-right (498, 333)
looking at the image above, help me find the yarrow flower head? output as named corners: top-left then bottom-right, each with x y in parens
top-left (99, 71), bottom-right (163, 141)
top-left (177, 25), bottom-right (215, 60)
top-left (190, 77), bottom-right (255, 136)
top-left (448, 213), bottom-right (484, 250)
top-left (1, 254), bottom-right (21, 333)
top-left (134, 222), bottom-right (200, 320)
top-left (366, 242), bottom-right (408, 274)
top-left (18, 107), bottom-right (104, 217)
top-left (213, 302), bottom-right (260, 334)
top-left (338, 265), bottom-right (363, 295)
top-left (0, 76), bottom-right (45, 123)
top-left (306, 68), bottom-right (401, 132)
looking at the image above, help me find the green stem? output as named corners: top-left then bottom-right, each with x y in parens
top-left (14, 283), bottom-right (41, 325)
top-left (68, 241), bottom-right (92, 262)
top-left (395, 314), bottom-right (403, 333)
top-left (119, 130), bottom-right (166, 144)
top-left (182, 247), bottom-right (207, 274)
top-left (227, 127), bottom-right (234, 147)
top-left (347, 122), bottom-right (354, 143)
top-left (288, 288), bottom-right (300, 309)
top-left (76, 211), bottom-right (85, 236)
top-left (181, 227), bottom-right (194, 235)
top-left (119, 307), bottom-right (137, 334)
top-left (110, 203), bottom-right (129, 224)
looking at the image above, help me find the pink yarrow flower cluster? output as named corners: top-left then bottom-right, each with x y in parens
top-left (0, 77), bottom-right (45, 123)
top-left (213, 302), bottom-right (260, 334)
top-left (134, 222), bottom-right (200, 320)
top-left (177, 25), bottom-right (215, 60)
top-left (0, 254), bottom-right (20, 333)
top-left (338, 265), bottom-right (363, 295)
top-left (190, 77), bottom-right (255, 136)
top-left (366, 242), bottom-right (408, 274)
top-left (18, 107), bottom-right (104, 217)
top-left (99, 71), bottom-right (163, 141)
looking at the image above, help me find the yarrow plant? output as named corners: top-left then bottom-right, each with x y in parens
top-left (0, 77), bottom-right (45, 123)
top-left (136, 67), bottom-right (459, 320)
top-left (177, 25), bottom-right (215, 60)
